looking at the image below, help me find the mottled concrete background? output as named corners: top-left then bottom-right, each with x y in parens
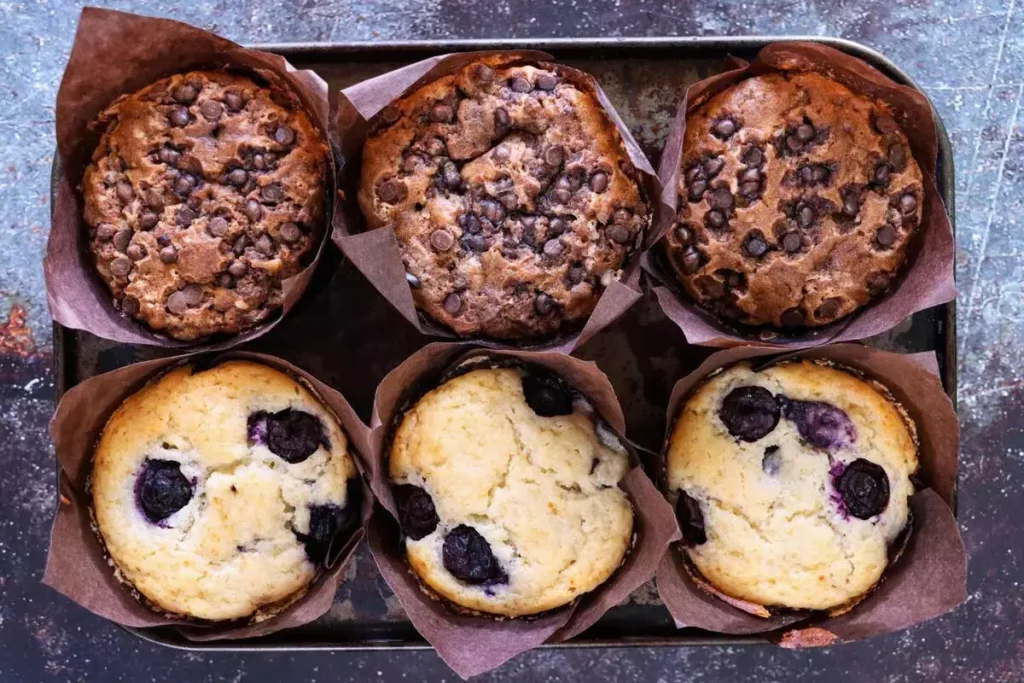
top-left (1, 0), bottom-right (1022, 681)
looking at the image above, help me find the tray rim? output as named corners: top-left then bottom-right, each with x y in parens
top-left (50, 33), bottom-right (957, 653)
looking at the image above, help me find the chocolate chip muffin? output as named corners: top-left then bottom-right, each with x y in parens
top-left (359, 57), bottom-right (650, 341)
top-left (663, 72), bottom-right (924, 329)
top-left (666, 360), bottom-right (918, 612)
top-left (389, 365), bottom-right (634, 616)
top-left (90, 361), bottom-right (359, 621)
top-left (83, 70), bottom-right (329, 341)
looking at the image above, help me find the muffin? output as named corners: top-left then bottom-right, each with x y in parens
top-left (663, 72), bottom-right (924, 329)
top-left (358, 57), bottom-right (650, 341)
top-left (90, 360), bottom-right (359, 621)
top-left (388, 364), bottom-right (634, 616)
top-left (666, 360), bottom-right (918, 612)
top-left (83, 70), bottom-right (329, 341)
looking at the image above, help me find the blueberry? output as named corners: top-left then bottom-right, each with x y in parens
top-left (719, 386), bottom-right (780, 442)
top-left (442, 525), bottom-right (508, 585)
top-left (521, 372), bottom-right (573, 417)
top-left (247, 409), bottom-right (327, 463)
top-left (675, 489), bottom-right (707, 545)
top-left (297, 480), bottom-right (361, 564)
top-left (136, 459), bottom-right (192, 523)
top-left (394, 484), bottom-right (439, 540)
top-left (836, 459), bottom-right (890, 519)
top-left (779, 398), bottom-right (857, 452)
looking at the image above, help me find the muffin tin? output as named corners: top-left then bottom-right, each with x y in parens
top-left (51, 36), bottom-right (956, 651)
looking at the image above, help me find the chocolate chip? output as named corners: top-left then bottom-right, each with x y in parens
top-left (158, 147), bottom-right (180, 166)
top-left (510, 76), bottom-right (533, 93)
top-left (256, 234), bottom-right (274, 256)
top-left (724, 271), bottom-right (745, 290)
top-left (675, 490), bottom-right (706, 545)
top-left (720, 386), bottom-right (780, 442)
top-left (480, 199), bottom-right (504, 224)
top-left (166, 291), bottom-right (187, 315)
top-left (208, 216), bottom-right (229, 237)
top-left (96, 224), bottom-right (118, 241)
top-left (422, 102), bottom-right (450, 124)
top-left (888, 143), bottom-right (906, 167)
top-left (273, 125), bottom-right (295, 145)
top-left (799, 166), bottom-right (815, 184)
top-left (875, 224), bottom-right (897, 247)
top-left (443, 292), bottom-right (462, 314)
top-left (813, 165), bottom-right (829, 183)
top-left (168, 106), bottom-right (190, 127)
top-left (460, 214), bottom-right (481, 234)
top-left (842, 192), bottom-right (861, 218)
top-left (497, 191), bottom-right (518, 210)
top-left (709, 187), bottom-right (733, 209)
top-left (797, 204), bottom-right (815, 229)
top-left (378, 178), bottom-right (407, 203)
top-left (837, 459), bottom-right (890, 519)
top-left (126, 243), bottom-right (145, 261)
top-left (464, 233), bottom-right (490, 252)
top-left (494, 108), bottom-right (510, 134)
top-left (743, 234), bottom-right (767, 257)
top-left (443, 525), bottom-right (507, 586)
top-left (552, 188), bottom-right (571, 204)
top-left (159, 246), bottom-right (177, 264)
top-left (143, 190), bottom-right (164, 210)
top-left (899, 193), bottom-right (918, 214)
top-left (796, 123), bottom-right (815, 142)
top-left (867, 272), bottom-right (892, 295)
top-left (424, 137), bottom-right (446, 156)
top-left (742, 146), bottom-right (764, 167)
top-left (394, 485), bottom-right (439, 540)
top-left (780, 307), bottom-right (805, 327)
top-left (874, 163), bottom-right (892, 185)
top-left (543, 238), bottom-right (563, 257)
top-left (139, 211), bottom-right (159, 230)
top-left (430, 229), bottom-right (454, 252)
top-left (472, 63), bottom-right (495, 83)
top-left (544, 145), bottom-right (564, 167)
top-left (782, 232), bottom-right (802, 253)
top-left (675, 225), bottom-right (693, 244)
top-left (217, 273), bottom-right (234, 289)
top-left (534, 292), bottom-right (554, 315)
top-left (688, 179), bottom-right (708, 201)
top-left (273, 223), bottom-right (299, 245)
top-left (112, 229), bottom-right (131, 252)
top-left (173, 175), bottom-right (194, 196)
top-left (121, 296), bottom-right (139, 315)
top-left (110, 256), bottom-right (132, 277)
top-left (493, 144), bottom-right (511, 163)
top-left (740, 181), bottom-right (760, 198)
top-left (874, 113), bottom-right (898, 134)
top-left (227, 169), bottom-right (248, 187)
top-left (680, 246), bottom-right (701, 274)
top-left (116, 181), bottom-right (134, 204)
top-left (177, 207), bottom-right (197, 226)
top-left (380, 105), bottom-right (401, 125)
top-left (536, 73), bottom-right (558, 91)
top-left (173, 83), bottom-right (198, 104)
top-left (703, 157), bottom-right (725, 177)
top-left (233, 235), bottom-right (248, 254)
top-left (815, 297), bottom-right (842, 319)
top-left (607, 225), bottom-right (631, 244)
top-left (261, 184), bottom-right (284, 202)
top-left (567, 265), bottom-right (587, 285)
top-left (740, 167), bottom-right (761, 183)
top-left (245, 199), bottom-right (263, 223)
top-left (441, 162), bottom-right (461, 189)
top-left (228, 260), bottom-right (248, 277)
top-left (549, 217), bottom-right (566, 235)
top-left (200, 100), bottom-right (223, 121)
top-left (224, 90), bottom-right (244, 112)
top-left (712, 117), bottom-right (737, 139)
top-left (705, 209), bottom-right (727, 229)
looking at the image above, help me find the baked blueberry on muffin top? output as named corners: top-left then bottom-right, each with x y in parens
top-left (90, 361), bottom-right (358, 621)
top-left (388, 365), bottom-right (634, 616)
top-left (83, 70), bottom-right (329, 341)
top-left (663, 72), bottom-right (924, 330)
top-left (359, 57), bottom-right (650, 341)
top-left (666, 360), bottom-right (918, 612)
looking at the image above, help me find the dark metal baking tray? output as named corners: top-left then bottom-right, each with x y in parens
top-left (52, 36), bottom-right (956, 652)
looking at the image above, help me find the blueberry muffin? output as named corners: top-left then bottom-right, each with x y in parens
top-left (389, 365), bottom-right (634, 616)
top-left (666, 360), bottom-right (918, 612)
top-left (359, 57), bottom-right (650, 341)
top-left (90, 361), bottom-right (359, 621)
top-left (663, 72), bottom-right (924, 329)
top-left (83, 70), bottom-right (329, 341)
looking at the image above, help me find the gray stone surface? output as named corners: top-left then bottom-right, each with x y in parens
top-left (1, 0), bottom-right (1022, 681)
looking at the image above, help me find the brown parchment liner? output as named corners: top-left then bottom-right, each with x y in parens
top-left (330, 52), bottom-right (669, 353)
top-left (645, 42), bottom-right (957, 349)
top-left (655, 344), bottom-right (966, 645)
top-left (363, 343), bottom-right (680, 678)
top-left (43, 351), bottom-right (375, 641)
top-left (44, 7), bottom-right (335, 349)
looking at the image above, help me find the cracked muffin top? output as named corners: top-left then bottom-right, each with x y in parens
top-left (388, 365), bottom-right (633, 616)
top-left (90, 361), bottom-right (358, 621)
top-left (83, 70), bottom-right (329, 341)
top-left (666, 360), bottom-right (918, 612)
top-left (663, 72), bottom-right (923, 330)
top-left (358, 57), bottom-right (650, 341)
